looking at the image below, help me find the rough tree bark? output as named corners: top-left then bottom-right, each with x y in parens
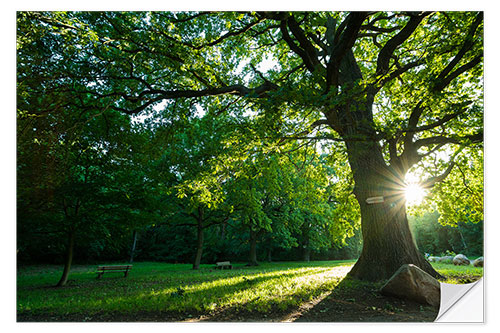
top-left (343, 139), bottom-right (442, 281)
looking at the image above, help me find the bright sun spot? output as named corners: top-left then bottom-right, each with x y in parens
top-left (405, 183), bottom-right (426, 205)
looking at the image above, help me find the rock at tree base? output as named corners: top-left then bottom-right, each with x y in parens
top-left (380, 264), bottom-right (441, 307)
top-left (473, 257), bottom-right (484, 267)
top-left (453, 254), bottom-right (470, 266)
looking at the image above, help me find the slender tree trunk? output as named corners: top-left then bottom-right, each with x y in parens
top-left (344, 140), bottom-right (442, 281)
top-left (56, 227), bottom-right (75, 287)
top-left (265, 236), bottom-right (273, 262)
top-left (248, 227), bottom-right (259, 266)
top-left (129, 230), bottom-right (138, 263)
top-left (220, 223), bottom-right (225, 240)
top-left (302, 223), bottom-right (310, 262)
top-left (267, 246), bottom-right (272, 262)
top-left (193, 208), bottom-right (204, 270)
top-left (457, 223), bottom-right (468, 252)
top-left (303, 247), bottom-right (311, 262)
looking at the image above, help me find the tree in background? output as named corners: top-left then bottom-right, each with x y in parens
top-left (409, 211), bottom-right (483, 257)
top-left (17, 105), bottom-right (154, 285)
top-left (407, 146), bottom-right (483, 257)
top-left (17, 16), bottom-right (156, 284)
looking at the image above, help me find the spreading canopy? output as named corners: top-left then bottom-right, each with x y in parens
top-left (17, 11), bottom-right (483, 280)
top-left (18, 11), bottom-right (483, 177)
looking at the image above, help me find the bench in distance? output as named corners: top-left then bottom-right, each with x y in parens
top-left (215, 261), bottom-right (232, 270)
top-left (96, 265), bottom-right (132, 279)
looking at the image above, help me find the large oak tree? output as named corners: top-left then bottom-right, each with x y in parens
top-left (17, 11), bottom-right (483, 281)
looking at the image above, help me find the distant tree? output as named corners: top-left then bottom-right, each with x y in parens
top-left (17, 109), bottom-right (132, 285)
top-left (154, 114), bottom-right (238, 269)
top-left (409, 211), bottom-right (483, 257)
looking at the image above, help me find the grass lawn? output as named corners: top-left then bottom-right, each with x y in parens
top-left (17, 260), bottom-right (483, 322)
top-left (433, 262), bottom-right (483, 284)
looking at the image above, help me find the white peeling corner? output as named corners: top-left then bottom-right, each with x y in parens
top-left (435, 278), bottom-right (484, 322)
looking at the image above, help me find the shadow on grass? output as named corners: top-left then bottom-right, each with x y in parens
top-left (291, 276), bottom-right (439, 322)
top-left (18, 265), bottom-right (339, 322)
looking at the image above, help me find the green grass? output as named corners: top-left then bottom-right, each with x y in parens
top-left (432, 262), bottom-right (483, 284)
top-left (17, 260), bottom-right (483, 319)
top-left (17, 261), bottom-right (354, 317)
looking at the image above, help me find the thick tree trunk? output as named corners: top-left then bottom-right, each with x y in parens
top-left (56, 228), bottom-right (75, 287)
top-left (344, 140), bottom-right (442, 281)
top-left (193, 216), bottom-right (204, 270)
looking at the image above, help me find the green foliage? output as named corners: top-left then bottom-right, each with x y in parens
top-left (17, 261), bottom-right (353, 317)
top-left (432, 262), bottom-right (483, 284)
top-left (409, 211), bottom-right (483, 257)
top-left (17, 11), bottom-right (483, 275)
top-left (432, 148), bottom-right (483, 226)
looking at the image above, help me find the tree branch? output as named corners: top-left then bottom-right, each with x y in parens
top-left (403, 102), bottom-right (471, 133)
top-left (433, 12), bottom-right (483, 88)
top-left (432, 55), bottom-right (482, 92)
top-left (376, 12), bottom-right (430, 75)
top-left (414, 132), bottom-right (483, 149)
top-left (326, 12), bottom-right (368, 88)
top-left (403, 101), bottom-right (425, 149)
top-left (279, 19), bottom-right (316, 72)
top-left (286, 15), bottom-right (323, 70)
top-left (99, 81), bottom-right (278, 115)
top-left (421, 160), bottom-right (455, 189)
top-left (375, 59), bottom-right (423, 89)
top-left (193, 17), bottom-right (264, 49)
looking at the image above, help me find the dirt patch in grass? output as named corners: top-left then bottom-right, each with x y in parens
top-left (18, 310), bottom-right (198, 322)
top-left (292, 278), bottom-right (438, 322)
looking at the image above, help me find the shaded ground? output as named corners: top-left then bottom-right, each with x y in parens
top-left (188, 278), bottom-right (438, 322)
top-left (18, 277), bottom-right (438, 323)
top-left (292, 278), bottom-right (438, 322)
top-left (19, 261), bottom-right (480, 323)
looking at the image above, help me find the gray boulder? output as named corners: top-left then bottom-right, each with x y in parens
top-left (428, 256), bottom-right (439, 262)
top-left (453, 254), bottom-right (470, 266)
top-left (380, 264), bottom-right (441, 307)
top-left (473, 257), bottom-right (484, 267)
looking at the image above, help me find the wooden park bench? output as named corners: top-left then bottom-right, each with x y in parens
top-left (96, 265), bottom-right (132, 279)
top-left (215, 261), bottom-right (232, 270)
